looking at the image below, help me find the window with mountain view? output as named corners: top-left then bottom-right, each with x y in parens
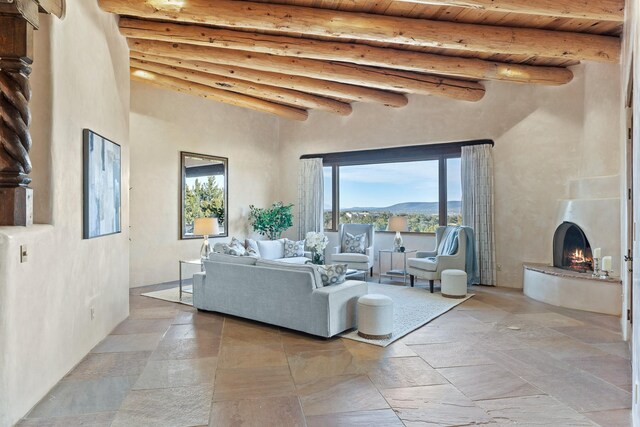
top-left (323, 155), bottom-right (462, 233)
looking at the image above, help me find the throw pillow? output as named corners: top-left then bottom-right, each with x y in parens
top-left (341, 232), bottom-right (366, 254)
top-left (283, 238), bottom-right (305, 258)
top-left (222, 237), bottom-right (248, 256)
top-left (245, 239), bottom-right (261, 257)
top-left (317, 263), bottom-right (348, 287)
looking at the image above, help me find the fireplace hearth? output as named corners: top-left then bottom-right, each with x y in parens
top-left (553, 222), bottom-right (593, 273)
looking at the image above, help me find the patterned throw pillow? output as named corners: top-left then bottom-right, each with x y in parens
top-left (283, 239), bottom-right (305, 258)
top-left (341, 232), bottom-right (366, 254)
top-left (222, 237), bottom-right (248, 256)
top-left (316, 264), bottom-right (348, 287)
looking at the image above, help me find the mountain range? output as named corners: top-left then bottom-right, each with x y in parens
top-left (340, 201), bottom-right (461, 215)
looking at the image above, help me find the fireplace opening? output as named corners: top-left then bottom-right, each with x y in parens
top-left (553, 222), bottom-right (593, 273)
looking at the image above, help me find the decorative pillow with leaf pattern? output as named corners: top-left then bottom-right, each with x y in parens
top-left (283, 238), bottom-right (305, 258)
top-left (341, 232), bottom-right (366, 254)
top-left (316, 263), bottom-right (348, 287)
top-left (222, 237), bottom-right (248, 256)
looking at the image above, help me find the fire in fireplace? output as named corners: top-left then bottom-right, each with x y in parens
top-left (552, 222), bottom-right (593, 273)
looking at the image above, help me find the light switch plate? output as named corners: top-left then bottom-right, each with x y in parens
top-left (20, 245), bottom-right (28, 263)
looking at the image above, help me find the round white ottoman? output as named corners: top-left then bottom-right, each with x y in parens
top-left (441, 269), bottom-right (468, 298)
top-left (357, 294), bottom-right (394, 340)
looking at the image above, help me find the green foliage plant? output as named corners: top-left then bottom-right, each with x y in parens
top-left (185, 177), bottom-right (225, 229)
top-left (248, 202), bottom-right (294, 240)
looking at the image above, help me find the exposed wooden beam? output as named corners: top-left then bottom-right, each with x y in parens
top-left (131, 68), bottom-right (309, 121)
top-left (131, 59), bottom-right (352, 116)
top-left (119, 18), bottom-right (574, 86)
top-left (128, 39), bottom-right (486, 102)
top-left (130, 51), bottom-right (408, 107)
top-left (394, 0), bottom-right (624, 22)
top-left (98, 0), bottom-right (621, 63)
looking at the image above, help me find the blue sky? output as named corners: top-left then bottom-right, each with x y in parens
top-left (325, 158), bottom-right (461, 209)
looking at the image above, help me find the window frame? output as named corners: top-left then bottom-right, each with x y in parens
top-left (310, 140), bottom-right (493, 233)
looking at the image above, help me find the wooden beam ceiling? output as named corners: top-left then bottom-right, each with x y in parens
top-left (130, 51), bottom-right (409, 107)
top-left (98, 0), bottom-right (624, 119)
top-left (99, 0), bottom-right (620, 62)
top-left (131, 68), bottom-right (309, 121)
top-left (119, 18), bottom-right (574, 86)
top-left (393, 0), bottom-right (624, 22)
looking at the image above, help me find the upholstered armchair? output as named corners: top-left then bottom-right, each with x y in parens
top-left (330, 224), bottom-right (375, 278)
top-left (407, 226), bottom-right (467, 293)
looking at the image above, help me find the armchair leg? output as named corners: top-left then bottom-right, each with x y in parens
top-left (429, 280), bottom-right (434, 293)
top-left (410, 275), bottom-right (415, 287)
top-left (370, 266), bottom-right (373, 277)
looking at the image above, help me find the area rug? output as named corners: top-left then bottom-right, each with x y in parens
top-left (141, 283), bottom-right (473, 347)
top-left (141, 285), bottom-right (193, 306)
top-left (339, 283), bottom-right (474, 347)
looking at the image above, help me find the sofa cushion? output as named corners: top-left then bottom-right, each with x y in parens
top-left (284, 238), bottom-right (305, 258)
top-left (317, 264), bottom-right (348, 287)
top-left (341, 232), bottom-right (366, 254)
top-left (256, 258), bottom-right (321, 288)
top-left (219, 237), bottom-right (248, 256)
top-left (331, 253), bottom-right (369, 263)
top-left (407, 257), bottom-right (437, 271)
top-left (245, 239), bottom-right (261, 256)
top-left (274, 257), bottom-right (309, 264)
top-left (208, 253), bottom-right (258, 265)
top-left (257, 239), bottom-right (285, 260)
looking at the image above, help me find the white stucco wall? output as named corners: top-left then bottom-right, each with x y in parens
top-left (129, 82), bottom-right (280, 287)
top-left (0, 1), bottom-right (131, 426)
top-left (277, 62), bottom-right (622, 289)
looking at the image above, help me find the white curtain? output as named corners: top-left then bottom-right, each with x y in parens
top-left (298, 158), bottom-right (324, 240)
top-left (462, 144), bottom-right (496, 286)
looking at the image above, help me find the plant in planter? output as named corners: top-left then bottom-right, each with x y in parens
top-left (305, 231), bottom-right (329, 265)
top-left (248, 202), bottom-right (294, 240)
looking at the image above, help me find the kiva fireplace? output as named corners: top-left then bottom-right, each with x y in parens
top-left (552, 221), bottom-right (593, 273)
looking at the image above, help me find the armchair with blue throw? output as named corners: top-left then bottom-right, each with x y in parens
top-left (330, 224), bottom-right (375, 278)
top-left (407, 226), bottom-right (474, 293)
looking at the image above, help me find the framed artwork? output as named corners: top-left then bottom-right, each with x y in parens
top-left (83, 129), bottom-right (122, 239)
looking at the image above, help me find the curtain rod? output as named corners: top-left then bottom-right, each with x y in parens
top-left (300, 139), bottom-right (494, 163)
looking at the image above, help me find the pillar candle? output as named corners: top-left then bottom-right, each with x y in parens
top-left (602, 256), bottom-right (612, 272)
top-left (593, 248), bottom-right (601, 259)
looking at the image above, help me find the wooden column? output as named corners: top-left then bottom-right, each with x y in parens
top-left (0, 11), bottom-right (35, 226)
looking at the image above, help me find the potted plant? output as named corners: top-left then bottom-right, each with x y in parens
top-left (248, 202), bottom-right (294, 240)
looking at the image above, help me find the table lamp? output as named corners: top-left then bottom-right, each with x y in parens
top-left (388, 216), bottom-right (408, 252)
top-left (194, 217), bottom-right (219, 259)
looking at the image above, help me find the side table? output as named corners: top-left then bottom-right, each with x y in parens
top-left (179, 259), bottom-right (204, 300)
top-left (378, 249), bottom-right (417, 285)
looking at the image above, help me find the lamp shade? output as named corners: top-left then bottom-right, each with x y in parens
top-left (194, 217), bottom-right (219, 236)
top-left (387, 216), bottom-right (408, 232)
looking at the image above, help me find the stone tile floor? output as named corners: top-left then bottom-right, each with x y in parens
top-left (19, 284), bottom-right (632, 426)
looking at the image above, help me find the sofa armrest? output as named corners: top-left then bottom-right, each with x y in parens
top-left (192, 272), bottom-right (206, 307)
top-left (416, 250), bottom-right (437, 258)
top-left (366, 246), bottom-right (373, 258)
top-left (312, 280), bottom-right (368, 336)
top-left (304, 251), bottom-right (312, 259)
top-left (332, 245), bottom-right (340, 254)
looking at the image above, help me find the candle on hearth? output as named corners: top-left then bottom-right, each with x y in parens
top-left (602, 256), bottom-right (612, 272)
top-left (593, 248), bottom-right (601, 259)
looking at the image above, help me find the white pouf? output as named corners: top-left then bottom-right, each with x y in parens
top-left (441, 269), bottom-right (468, 298)
top-left (357, 294), bottom-right (394, 340)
